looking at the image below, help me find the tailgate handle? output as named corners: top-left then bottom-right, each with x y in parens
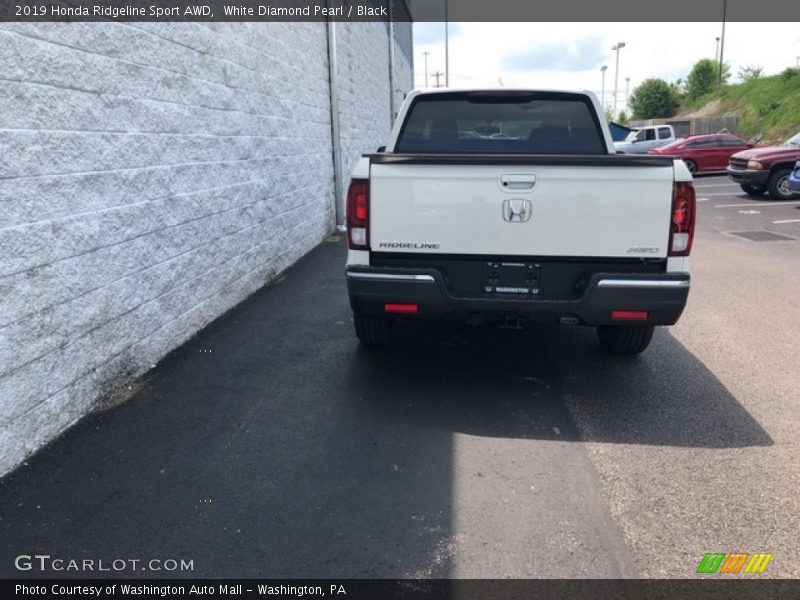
top-left (501, 173), bottom-right (537, 191)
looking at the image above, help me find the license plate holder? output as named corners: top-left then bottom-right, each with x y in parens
top-left (482, 261), bottom-right (541, 296)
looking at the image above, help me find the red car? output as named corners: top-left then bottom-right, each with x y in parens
top-left (648, 133), bottom-right (753, 175)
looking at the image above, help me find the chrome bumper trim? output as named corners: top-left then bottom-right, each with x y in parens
top-left (596, 279), bottom-right (690, 289)
top-left (346, 271), bottom-right (436, 282)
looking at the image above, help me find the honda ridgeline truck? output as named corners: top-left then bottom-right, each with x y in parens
top-left (345, 90), bottom-right (695, 355)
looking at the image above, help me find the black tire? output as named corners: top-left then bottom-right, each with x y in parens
top-left (766, 168), bottom-right (795, 200)
top-left (597, 325), bottom-right (655, 355)
top-left (683, 159), bottom-right (698, 175)
top-left (353, 312), bottom-right (396, 346)
top-left (740, 183), bottom-right (766, 197)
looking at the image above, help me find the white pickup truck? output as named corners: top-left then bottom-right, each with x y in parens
top-left (613, 124), bottom-right (678, 154)
top-left (345, 89), bottom-right (695, 354)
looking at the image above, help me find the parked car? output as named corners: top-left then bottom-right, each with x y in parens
top-left (345, 89), bottom-right (695, 355)
top-left (788, 160), bottom-right (800, 194)
top-left (726, 132), bottom-right (800, 199)
top-left (613, 124), bottom-right (678, 154)
top-left (648, 134), bottom-right (752, 175)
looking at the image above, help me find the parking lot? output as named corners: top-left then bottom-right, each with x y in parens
top-left (1, 174), bottom-right (799, 579)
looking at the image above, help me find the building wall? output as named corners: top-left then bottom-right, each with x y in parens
top-left (0, 21), bottom-right (411, 475)
top-left (335, 21), bottom-right (413, 193)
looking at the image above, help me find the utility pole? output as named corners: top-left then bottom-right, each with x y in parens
top-left (612, 42), bottom-right (626, 114)
top-left (718, 0), bottom-right (727, 85)
top-left (715, 37), bottom-right (720, 62)
top-left (796, 56), bottom-right (799, 67)
top-left (625, 77), bottom-right (630, 112)
top-left (444, 0), bottom-right (449, 87)
top-left (600, 65), bottom-right (607, 113)
top-left (423, 51), bottom-right (430, 88)
top-left (432, 71), bottom-right (443, 88)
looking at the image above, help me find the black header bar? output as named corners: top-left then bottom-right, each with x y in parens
top-left (1, 0), bottom-right (799, 22)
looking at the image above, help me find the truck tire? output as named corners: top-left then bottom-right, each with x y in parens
top-left (740, 183), bottom-right (766, 197)
top-left (353, 312), bottom-right (396, 346)
top-left (597, 325), bottom-right (655, 355)
top-left (766, 168), bottom-right (795, 200)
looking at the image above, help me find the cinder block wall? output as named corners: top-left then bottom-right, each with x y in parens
top-left (336, 21), bottom-right (413, 183)
top-left (0, 22), bottom-right (412, 475)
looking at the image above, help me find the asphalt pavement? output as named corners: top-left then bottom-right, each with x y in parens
top-left (1, 176), bottom-right (798, 579)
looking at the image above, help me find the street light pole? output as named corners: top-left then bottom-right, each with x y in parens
top-left (600, 65), bottom-right (607, 113)
top-left (612, 42), bottom-right (626, 114)
top-left (423, 51), bottom-right (429, 88)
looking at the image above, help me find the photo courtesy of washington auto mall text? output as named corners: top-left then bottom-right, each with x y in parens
top-left (14, 583), bottom-right (347, 597)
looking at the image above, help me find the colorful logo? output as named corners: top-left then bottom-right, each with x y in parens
top-left (696, 552), bottom-right (773, 574)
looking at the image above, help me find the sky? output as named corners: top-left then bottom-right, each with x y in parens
top-left (412, 22), bottom-right (800, 113)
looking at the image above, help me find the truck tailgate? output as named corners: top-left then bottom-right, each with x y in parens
top-left (369, 156), bottom-right (675, 259)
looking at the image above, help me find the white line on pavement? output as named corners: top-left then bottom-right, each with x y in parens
top-left (697, 198), bottom-right (709, 202)
top-left (773, 219), bottom-right (800, 224)
top-left (715, 202), bottom-right (800, 208)
top-left (693, 183), bottom-right (741, 188)
top-left (699, 192), bottom-right (749, 196)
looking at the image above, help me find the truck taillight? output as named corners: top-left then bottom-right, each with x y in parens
top-left (669, 182), bottom-right (696, 256)
top-left (346, 179), bottom-right (369, 250)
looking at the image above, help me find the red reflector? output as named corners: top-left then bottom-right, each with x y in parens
top-left (612, 310), bottom-right (648, 321)
top-left (384, 303), bottom-right (418, 314)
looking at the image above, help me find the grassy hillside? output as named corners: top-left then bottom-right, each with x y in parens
top-left (678, 70), bottom-right (800, 143)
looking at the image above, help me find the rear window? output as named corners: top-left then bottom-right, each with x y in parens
top-left (394, 92), bottom-right (606, 154)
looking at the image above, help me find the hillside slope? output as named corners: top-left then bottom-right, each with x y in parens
top-left (677, 71), bottom-right (800, 143)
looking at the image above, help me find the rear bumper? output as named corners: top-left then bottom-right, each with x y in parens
top-left (346, 267), bottom-right (690, 326)
top-left (726, 167), bottom-right (769, 187)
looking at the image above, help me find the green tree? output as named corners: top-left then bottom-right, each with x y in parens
top-left (780, 67), bottom-right (799, 80)
top-left (604, 107), bottom-right (613, 122)
top-left (617, 110), bottom-right (629, 124)
top-left (737, 65), bottom-right (764, 82)
top-left (686, 59), bottom-right (730, 100)
top-left (670, 79), bottom-right (686, 103)
top-left (629, 78), bottom-right (680, 119)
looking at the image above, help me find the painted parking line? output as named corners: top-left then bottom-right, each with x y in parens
top-left (699, 192), bottom-right (749, 196)
top-left (693, 183), bottom-right (741, 188)
top-left (714, 202), bottom-right (800, 208)
top-left (773, 219), bottom-right (800, 224)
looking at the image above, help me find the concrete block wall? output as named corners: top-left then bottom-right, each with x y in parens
top-left (0, 21), bottom-right (410, 475)
top-left (335, 21), bottom-right (413, 184)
